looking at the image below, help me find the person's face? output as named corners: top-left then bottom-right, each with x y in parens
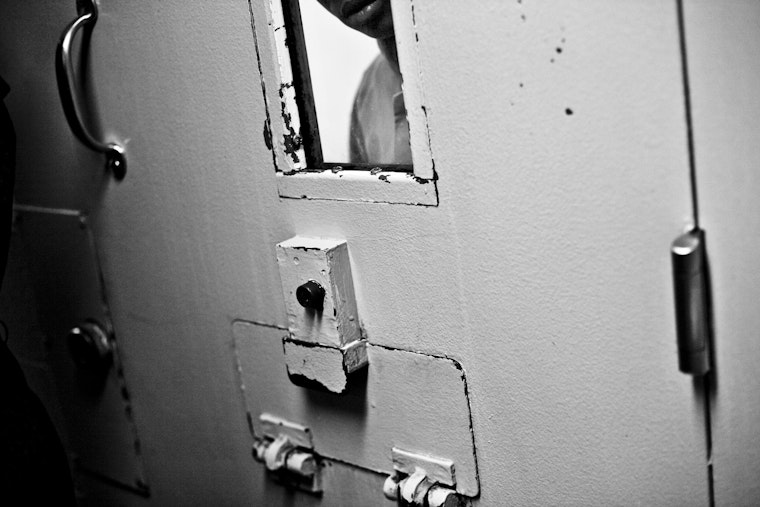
top-left (316, 0), bottom-right (394, 40)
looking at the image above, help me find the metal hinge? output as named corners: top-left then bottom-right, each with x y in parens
top-left (671, 228), bottom-right (711, 375)
top-left (382, 448), bottom-right (470, 507)
top-left (252, 414), bottom-right (322, 494)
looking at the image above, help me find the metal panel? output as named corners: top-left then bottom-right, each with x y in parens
top-left (233, 321), bottom-right (479, 497)
top-left (1, 0), bottom-right (715, 503)
top-left (15, 208), bottom-right (148, 495)
top-left (683, 1), bottom-right (760, 503)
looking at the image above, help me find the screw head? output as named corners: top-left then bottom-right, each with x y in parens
top-left (67, 321), bottom-right (112, 373)
top-left (296, 280), bottom-right (325, 311)
top-left (107, 145), bottom-right (126, 181)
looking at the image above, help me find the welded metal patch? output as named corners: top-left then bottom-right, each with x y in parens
top-left (232, 320), bottom-right (479, 497)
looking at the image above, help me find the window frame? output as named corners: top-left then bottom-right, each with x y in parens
top-left (255, 0), bottom-right (438, 206)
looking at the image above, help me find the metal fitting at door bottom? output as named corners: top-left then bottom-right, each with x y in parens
top-left (383, 470), bottom-right (467, 507)
top-left (253, 435), bottom-right (321, 493)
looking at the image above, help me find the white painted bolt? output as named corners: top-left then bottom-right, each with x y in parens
top-left (427, 485), bottom-right (464, 507)
top-left (263, 435), bottom-right (293, 472)
top-left (285, 450), bottom-right (317, 476)
top-left (383, 475), bottom-right (400, 500)
top-left (400, 470), bottom-right (429, 504)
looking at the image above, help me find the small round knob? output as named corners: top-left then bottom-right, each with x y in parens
top-left (296, 280), bottom-right (325, 311)
top-left (107, 144), bottom-right (127, 181)
top-left (67, 321), bottom-right (113, 372)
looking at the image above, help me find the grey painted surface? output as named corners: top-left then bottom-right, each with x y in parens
top-left (233, 322), bottom-right (479, 496)
top-left (685, 1), bottom-right (760, 505)
top-left (0, 0), bottom-right (740, 505)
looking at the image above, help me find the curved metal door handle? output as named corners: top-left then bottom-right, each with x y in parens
top-left (56, 0), bottom-right (126, 180)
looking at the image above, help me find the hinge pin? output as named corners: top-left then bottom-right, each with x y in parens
top-left (671, 228), bottom-right (711, 375)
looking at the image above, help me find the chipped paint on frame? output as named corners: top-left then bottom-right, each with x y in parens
top-left (253, 0), bottom-right (439, 205)
top-left (269, 0), bottom-right (307, 171)
top-left (392, 0), bottom-right (436, 181)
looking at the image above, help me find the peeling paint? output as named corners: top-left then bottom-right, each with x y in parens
top-left (265, 0), bottom-right (438, 204)
top-left (248, 0), bottom-right (279, 172)
top-left (283, 338), bottom-right (369, 394)
top-left (279, 82), bottom-right (303, 164)
top-left (111, 341), bottom-right (149, 494)
top-left (289, 245), bottom-right (321, 252)
top-left (286, 371), bottom-right (337, 392)
top-left (262, 118), bottom-right (273, 151)
top-left (419, 104), bottom-right (437, 178)
top-left (410, 1), bottom-right (419, 42)
top-left (261, 0), bottom-right (308, 172)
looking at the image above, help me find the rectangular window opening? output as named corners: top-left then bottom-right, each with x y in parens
top-left (281, 0), bottom-right (414, 173)
top-left (257, 0), bottom-right (437, 205)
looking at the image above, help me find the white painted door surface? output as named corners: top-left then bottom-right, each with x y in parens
top-left (684, 1), bottom-right (760, 505)
top-left (5, 0), bottom-right (757, 505)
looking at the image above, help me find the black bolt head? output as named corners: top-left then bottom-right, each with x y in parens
top-left (296, 280), bottom-right (325, 311)
top-left (67, 322), bottom-right (112, 373)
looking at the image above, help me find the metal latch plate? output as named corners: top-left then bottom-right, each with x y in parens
top-left (233, 321), bottom-right (479, 497)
